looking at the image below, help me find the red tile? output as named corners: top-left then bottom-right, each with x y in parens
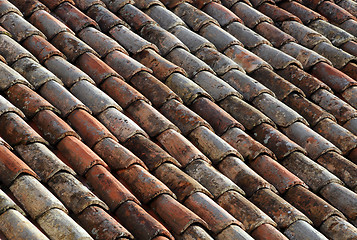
top-left (119, 4), bottom-right (156, 31)
top-left (257, 2), bottom-right (302, 23)
top-left (0, 145), bottom-right (38, 186)
top-left (134, 49), bottom-right (186, 81)
top-left (130, 71), bottom-right (180, 108)
top-left (54, 2), bottom-right (99, 33)
top-left (231, 2), bottom-right (273, 28)
top-left (0, 112), bottom-right (46, 146)
top-left (251, 223), bottom-right (288, 240)
top-left (317, 0), bottom-right (356, 24)
top-left (126, 100), bottom-right (180, 137)
top-left (39, 0), bottom-right (75, 10)
top-left (57, 136), bottom-right (108, 176)
top-left (255, 21), bottom-right (296, 48)
top-left (33, 109), bottom-right (80, 145)
top-left (341, 62), bottom-right (357, 82)
top-left (85, 164), bottom-right (139, 211)
top-left (86, 4), bottom-right (126, 33)
top-left (115, 200), bottom-right (174, 240)
top-left (117, 164), bottom-right (175, 203)
top-left (154, 162), bottom-right (212, 202)
top-left (151, 194), bottom-right (208, 235)
top-left (203, 2), bottom-right (243, 27)
top-left (279, 1), bottom-right (327, 24)
top-left (184, 192), bottom-right (243, 234)
top-left (29, 9), bottom-right (74, 41)
top-left (123, 133), bottom-right (180, 170)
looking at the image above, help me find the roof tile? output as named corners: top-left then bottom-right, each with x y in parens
top-left (320, 215), bottom-right (357, 239)
top-left (317, 0), bottom-right (356, 24)
top-left (337, 0), bottom-right (357, 17)
top-left (284, 220), bottom-right (328, 240)
top-left (39, 0), bottom-right (75, 10)
top-left (341, 85), bottom-right (357, 110)
top-left (179, 225), bottom-right (213, 239)
top-left (119, 3), bottom-right (156, 30)
top-left (86, 4), bottom-right (126, 33)
top-left (0, 189), bottom-right (24, 216)
top-left (257, 2), bottom-right (302, 23)
top-left (101, 0), bottom-right (134, 13)
top-left (134, 0), bottom-right (164, 9)
top-left (145, 5), bottom-right (187, 31)
top-left (338, 19), bottom-right (357, 39)
top-left (216, 224), bottom-right (254, 239)
top-left (73, 0), bottom-right (105, 11)
top-left (0, 94), bottom-right (25, 118)
top-left (313, 42), bottom-right (356, 69)
top-left (203, 2), bottom-right (243, 27)
top-left (231, 2), bottom-right (273, 28)
top-left (250, 22), bottom-right (293, 48)
top-left (0, 0), bottom-right (21, 18)
top-left (279, 1), bottom-right (326, 24)
top-left (251, 223), bottom-right (289, 240)
top-left (85, 164), bottom-right (139, 211)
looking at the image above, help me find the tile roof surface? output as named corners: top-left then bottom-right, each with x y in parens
top-left (0, 0), bottom-right (356, 239)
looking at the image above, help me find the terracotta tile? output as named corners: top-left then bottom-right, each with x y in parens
top-left (85, 164), bottom-right (139, 211)
top-left (119, 4), bottom-right (156, 31)
top-left (216, 224), bottom-right (253, 240)
top-left (15, 142), bottom-right (75, 182)
top-left (0, 12), bottom-right (45, 42)
top-left (186, 159), bottom-right (244, 198)
top-left (0, 209), bottom-right (49, 240)
top-left (195, 46), bottom-right (245, 75)
top-left (286, 185), bottom-right (345, 227)
top-left (10, 174), bottom-right (67, 219)
top-left (127, 100), bottom-right (180, 137)
top-left (173, 2), bottom-right (219, 31)
top-left (123, 133), bottom-right (180, 170)
top-left (134, 49), bottom-right (186, 81)
top-left (193, 71), bottom-right (242, 102)
top-left (341, 39), bottom-right (357, 57)
top-left (86, 4), bottom-right (126, 33)
top-left (320, 216), bottom-right (357, 239)
top-left (253, 93), bottom-right (308, 127)
top-left (151, 193), bottom-right (208, 234)
top-left (188, 126), bottom-right (242, 164)
top-left (218, 156), bottom-right (276, 197)
top-left (0, 189), bottom-right (25, 216)
top-left (0, 112), bottom-right (46, 146)
top-left (101, 0), bottom-right (134, 12)
top-left (39, 0), bottom-right (75, 10)
top-left (54, 2), bottom-right (99, 33)
top-left (39, 80), bottom-right (90, 117)
top-left (37, 208), bottom-right (92, 240)
top-left (222, 127), bottom-right (275, 160)
top-left (250, 188), bottom-right (311, 229)
top-left (279, 1), bottom-right (327, 24)
top-left (168, 49), bottom-right (215, 78)
top-left (342, 63), bottom-right (357, 84)
top-left (77, 205), bottom-right (133, 239)
top-left (78, 27), bottom-right (128, 58)
top-left (191, 97), bottom-right (244, 135)
top-left (178, 225), bottom-right (213, 239)
top-left (337, 0), bottom-right (357, 17)
top-left (32, 109), bottom-right (79, 145)
top-left (104, 50), bottom-right (152, 80)
top-left (251, 123), bottom-right (305, 159)
top-left (134, 0), bottom-right (164, 9)
top-left (6, 83), bottom-right (58, 118)
top-left (224, 45), bottom-right (272, 73)
top-left (154, 162), bottom-right (211, 201)
top-left (115, 200), bottom-right (174, 240)
top-left (281, 152), bottom-right (342, 192)
top-left (0, 0), bottom-right (22, 18)
top-left (250, 155), bottom-right (307, 194)
top-left (45, 55), bottom-right (95, 87)
top-left (320, 183), bottom-right (357, 221)
top-left (0, 94), bottom-right (25, 118)
top-left (199, 23), bottom-right (243, 52)
top-left (140, 23), bottom-right (188, 56)
top-left (282, 122), bottom-right (341, 159)
top-left (284, 220), bottom-right (328, 240)
top-left (317, 1), bottom-right (356, 24)
top-left (251, 223), bottom-right (288, 240)
top-left (97, 107), bottom-right (148, 142)
top-left (184, 192), bottom-right (243, 234)
top-left (0, 34), bottom-right (38, 65)
top-left (165, 73), bottom-right (212, 105)
top-left (48, 171), bottom-right (108, 213)
top-left (28, 9), bottom-right (74, 41)
top-left (117, 164), bottom-right (175, 203)
top-left (145, 5), bottom-right (187, 31)
top-left (254, 22), bottom-right (294, 48)
top-left (217, 190), bottom-right (275, 233)
top-left (160, 99), bottom-right (213, 135)
top-left (313, 42), bottom-right (356, 70)
top-left (284, 93), bottom-right (335, 127)
top-left (51, 31), bottom-right (97, 62)
top-left (203, 2), bottom-right (242, 27)
top-left (57, 136), bottom-right (108, 175)
top-left (257, 3), bottom-right (301, 23)
top-left (130, 71), bottom-right (180, 108)
top-left (0, 144), bottom-right (38, 186)
top-left (70, 80), bottom-right (121, 115)
top-left (231, 2), bottom-right (272, 28)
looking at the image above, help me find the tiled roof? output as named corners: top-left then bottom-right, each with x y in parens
top-left (0, 0), bottom-right (356, 239)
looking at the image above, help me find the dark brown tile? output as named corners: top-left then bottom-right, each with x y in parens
top-left (0, 0), bottom-right (22, 18)
top-left (154, 162), bottom-right (212, 202)
top-left (178, 225), bottom-right (213, 239)
top-left (203, 2), bottom-right (242, 27)
top-left (0, 94), bottom-right (25, 118)
top-left (101, 0), bottom-right (134, 12)
top-left (215, 224), bottom-right (253, 240)
top-left (341, 85), bottom-right (357, 110)
top-left (57, 136), bottom-right (108, 176)
top-left (119, 4), bottom-right (156, 31)
top-left (279, 1), bottom-right (327, 24)
top-left (319, 216), bottom-right (357, 239)
top-left (117, 164), bottom-right (175, 203)
top-left (130, 71), bottom-right (180, 108)
top-left (344, 117), bottom-right (357, 137)
top-left (341, 40), bottom-right (357, 57)
top-left (134, 0), bottom-right (164, 10)
top-left (74, 0), bottom-right (105, 11)
top-left (123, 133), bottom-right (180, 170)
top-left (254, 22), bottom-right (296, 48)
top-left (251, 223), bottom-right (288, 240)
top-left (257, 2), bottom-right (302, 23)
top-left (145, 5), bottom-right (187, 31)
top-left (160, 99), bottom-right (213, 136)
top-left (342, 63), bottom-right (357, 85)
top-left (85, 164), bottom-right (139, 211)
top-left (337, 0), bottom-right (357, 17)
top-left (86, 4), bottom-right (126, 33)
top-left (9, 0), bottom-right (48, 18)
top-left (184, 192), bottom-right (243, 234)
top-left (231, 2), bottom-right (273, 28)
top-left (39, 0), bottom-right (75, 10)
top-left (283, 220), bottom-right (328, 240)
top-left (317, 1), bottom-right (356, 24)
